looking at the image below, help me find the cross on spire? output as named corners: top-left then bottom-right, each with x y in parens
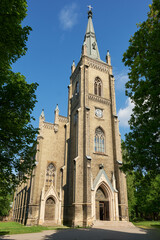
top-left (87, 5), bottom-right (93, 11)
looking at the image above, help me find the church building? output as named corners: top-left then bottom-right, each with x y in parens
top-left (13, 8), bottom-right (128, 226)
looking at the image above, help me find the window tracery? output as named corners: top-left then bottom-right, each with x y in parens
top-left (45, 163), bottom-right (56, 192)
top-left (94, 77), bottom-right (102, 96)
top-left (94, 127), bottom-right (105, 153)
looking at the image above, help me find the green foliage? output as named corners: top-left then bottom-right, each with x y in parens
top-left (122, 0), bottom-right (160, 175)
top-left (126, 174), bottom-right (137, 220)
top-left (122, 141), bottom-right (160, 221)
top-left (0, 0), bottom-right (38, 200)
top-left (0, 193), bottom-right (12, 216)
top-left (126, 172), bottom-right (160, 221)
top-left (0, 0), bottom-right (31, 71)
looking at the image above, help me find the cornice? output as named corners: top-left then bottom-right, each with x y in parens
top-left (88, 93), bottom-right (111, 105)
top-left (58, 115), bottom-right (68, 123)
top-left (85, 57), bottom-right (109, 73)
top-left (43, 122), bottom-right (54, 130)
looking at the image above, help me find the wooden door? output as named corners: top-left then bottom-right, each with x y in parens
top-left (99, 202), bottom-right (105, 220)
top-left (99, 201), bottom-right (109, 220)
top-left (44, 197), bottom-right (55, 220)
top-left (104, 201), bottom-right (109, 220)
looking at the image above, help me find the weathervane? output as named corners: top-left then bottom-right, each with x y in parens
top-left (87, 5), bottom-right (93, 11)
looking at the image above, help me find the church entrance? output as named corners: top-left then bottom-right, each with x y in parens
top-left (96, 186), bottom-right (110, 220)
top-left (44, 197), bottom-right (55, 220)
top-left (99, 201), bottom-right (109, 220)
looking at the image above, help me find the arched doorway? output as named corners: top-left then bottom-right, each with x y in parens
top-left (44, 197), bottom-right (55, 220)
top-left (95, 186), bottom-right (110, 220)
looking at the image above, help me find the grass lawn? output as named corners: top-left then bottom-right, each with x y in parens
top-left (133, 221), bottom-right (160, 229)
top-left (0, 221), bottom-right (68, 235)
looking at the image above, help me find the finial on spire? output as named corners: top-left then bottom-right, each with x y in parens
top-left (87, 5), bottom-right (93, 18)
top-left (87, 5), bottom-right (93, 11)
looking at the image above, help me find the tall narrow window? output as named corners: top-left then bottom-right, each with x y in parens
top-left (94, 77), bottom-right (102, 96)
top-left (99, 84), bottom-right (101, 96)
top-left (75, 81), bottom-right (79, 94)
top-left (94, 81), bottom-right (97, 95)
top-left (94, 127), bottom-right (105, 153)
top-left (45, 163), bottom-right (56, 192)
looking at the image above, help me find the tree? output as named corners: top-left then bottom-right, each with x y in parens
top-left (122, 0), bottom-right (160, 175)
top-left (122, 141), bottom-right (160, 221)
top-left (145, 174), bottom-right (160, 220)
top-left (0, 0), bottom-right (38, 202)
top-left (0, 192), bottom-right (12, 217)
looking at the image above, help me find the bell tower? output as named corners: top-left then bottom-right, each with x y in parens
top-left (65, 8), bottom-right (128, 226)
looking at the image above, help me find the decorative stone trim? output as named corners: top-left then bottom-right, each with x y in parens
top-left (88, 93), bottom-right (111, 105)
top-left (58, 115), bottom-right (68, 123)
top-left (43, 122), bottom-right (54, 130)
top-left (54, 124), bottom-right (58, 133)
top-left (86, 58), bottom-right (109, 73)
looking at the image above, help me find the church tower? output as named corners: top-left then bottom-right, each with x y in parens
top-left (66, 8), bottom-right (128, 226)
top-left (12, 8), bottom-right (128, 227)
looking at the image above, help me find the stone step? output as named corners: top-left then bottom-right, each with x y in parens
top-left (93, 221), bottom-right (136, 228)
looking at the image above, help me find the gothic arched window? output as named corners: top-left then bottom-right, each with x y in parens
top-left (94, 77), bottom-right (102, 97)
top-left (94, 127), bottom-right (105, 153)
top-left (45, 163), bottom-right (56, 192)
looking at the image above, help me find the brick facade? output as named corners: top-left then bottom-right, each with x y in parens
top-left (12, 10), bottom-right (128, 227)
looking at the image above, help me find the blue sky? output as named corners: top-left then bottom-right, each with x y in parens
top-left (12, 0), bottom-right (152, 139)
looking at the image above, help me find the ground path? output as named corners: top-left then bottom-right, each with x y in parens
top-left (1, 221), bottom-right (160, 240)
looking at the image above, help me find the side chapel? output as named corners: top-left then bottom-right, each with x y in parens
top-left (13, 8), bottom-right (128, 226)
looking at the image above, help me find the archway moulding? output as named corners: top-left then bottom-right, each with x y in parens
top-left (91, 169), bottom-right (119, 221)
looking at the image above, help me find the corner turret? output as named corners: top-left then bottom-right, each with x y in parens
top-left (39, 109), bottom-right (45, 126)
top-left (71, 60), bottom-right (76, 74)
top-left (54, 104), bottom-right (59, 124)
top-left (106, 50), bottom-right (111, 65)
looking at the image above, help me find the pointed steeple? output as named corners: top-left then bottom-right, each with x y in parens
top-left (83, 8), bottom-right (100, 60)
top-left (39, 109), bottom-right (45, 129)
top-left (40, 109), bottom-right (45, 121)
top-left (71, 60), bottom-right (76, 74)
top-left (54, 104), bottom-right (59, 124)
top-left (106, 50), bottom-right (111, 65)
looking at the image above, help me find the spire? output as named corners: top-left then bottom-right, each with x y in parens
top-left (106, 50), bottom-right (111, 65)
top-left (82, 7), bottom-right (100, 60)
top-left (71, 60), bottom-right (76, 74)
top-left (40, 109), bottom-right (45, 121)
top-left (39, 109), bottom-right (45, 129)
top-left (54, 104), bottom-right (59, 124)
top-left (55, 104), bottom-right (59, 112)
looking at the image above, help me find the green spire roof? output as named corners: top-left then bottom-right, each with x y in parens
top-left (83, 9), bottom-right (100, 60)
